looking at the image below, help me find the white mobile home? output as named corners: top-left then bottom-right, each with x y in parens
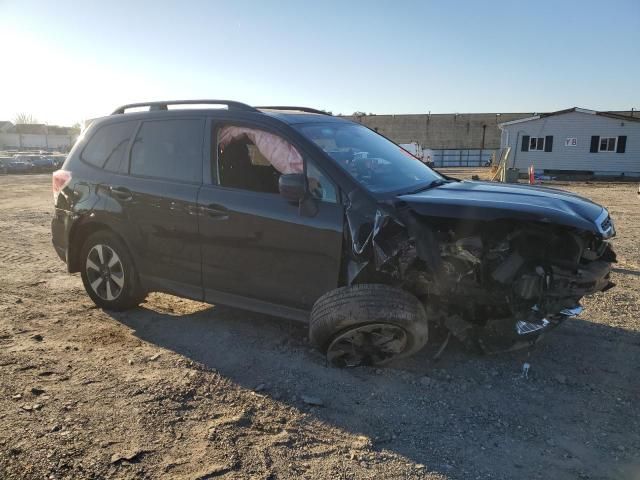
top-left (499, 108), bottom-right (640, 176)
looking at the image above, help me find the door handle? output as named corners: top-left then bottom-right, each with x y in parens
top-left (109, 186), bottom-right (133, 201)
top-left (186, 205), bottom-right (199, 215)
top-left (201, 203), bottom-right (229, 219)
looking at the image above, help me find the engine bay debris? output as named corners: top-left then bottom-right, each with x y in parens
top-left (342, 187), bottom-right (616, 353)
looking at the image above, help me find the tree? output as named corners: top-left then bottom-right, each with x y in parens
top-left (14, 113), bottom-right (38, 124)
top-left (352, 111), bottom-right (367, 117)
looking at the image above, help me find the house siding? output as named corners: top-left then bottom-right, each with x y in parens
top-left (500, 111), bottom-right (640, 175)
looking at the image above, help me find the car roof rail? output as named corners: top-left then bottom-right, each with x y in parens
top-left (111, 100), bottom-right (259, 115)
top-left (256, 106), bottom-right (332, 116)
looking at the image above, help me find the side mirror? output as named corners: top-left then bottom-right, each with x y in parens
top-left (278, 173), bottom-right (306, 203)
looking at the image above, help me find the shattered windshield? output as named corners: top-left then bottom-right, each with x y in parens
top-left (296, 123), bottom-right (441, 193)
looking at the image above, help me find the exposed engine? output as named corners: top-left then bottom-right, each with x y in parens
top-left (342, 179), bottom-right (618, 354)
top-left (345, 203), bottom-right (617, 353)
top-left (399, 220), bottom-right (616, 352)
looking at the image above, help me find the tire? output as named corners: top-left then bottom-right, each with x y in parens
top-left (309, 284), bottom-right (429, 367)
top-left (79, 231), bottom-right (145, 311)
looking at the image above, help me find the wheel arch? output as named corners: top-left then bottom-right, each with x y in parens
top-left (67, 218), bottom-right (135, 274)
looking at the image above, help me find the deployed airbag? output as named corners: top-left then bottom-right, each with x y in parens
top-left (218, 126), bottom-right (304, 174)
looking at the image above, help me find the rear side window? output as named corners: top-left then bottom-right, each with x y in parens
top-left (130, 119), bottom-right (203, 183)
top-left (81, 121), bottom-right (137, 172)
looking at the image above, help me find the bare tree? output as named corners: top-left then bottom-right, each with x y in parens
top-left (14, 113), bottom-right (39, 125)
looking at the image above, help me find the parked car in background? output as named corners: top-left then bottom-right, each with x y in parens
top-left (48, 155), bottom-right (67, 168)
top-left (29, 155), bottom-right (57, 172)
top-left (6, 156), bottom-right (34, 173)
top-left (0, 157), bottom-right (10, 174)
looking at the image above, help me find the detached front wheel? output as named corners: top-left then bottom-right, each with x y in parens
top-left (309, 284), bottom-right (429, 367)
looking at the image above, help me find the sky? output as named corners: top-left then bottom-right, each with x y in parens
top-left (0, 0), bottom-right (638, 126)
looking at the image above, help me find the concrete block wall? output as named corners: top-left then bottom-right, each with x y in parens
top-left (346, 112), bottom-right (535, 149)
top-left (344, 110), bottom-right (637, 150)
top-left (0, 133), bottom-right (77, 150)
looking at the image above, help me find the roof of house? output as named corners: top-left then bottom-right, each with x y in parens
top-left (498, 107), bottom-right (640, 127)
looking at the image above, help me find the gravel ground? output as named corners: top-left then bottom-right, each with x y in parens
top-left (0, 174), bottom-right (638, 480)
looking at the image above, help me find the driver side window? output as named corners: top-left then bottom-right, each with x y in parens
top-left (216, 124), bottom-right (303, 194)
top-left (216, 124), bottom-right (337, 203)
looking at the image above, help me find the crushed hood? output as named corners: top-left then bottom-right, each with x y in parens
top-left (397, 181), bottom-right (607, 234)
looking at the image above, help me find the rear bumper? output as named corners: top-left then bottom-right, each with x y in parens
top-left (52, 242), bottom-right (66, 262)
top-left (51, 208), bottom-right (74, 267)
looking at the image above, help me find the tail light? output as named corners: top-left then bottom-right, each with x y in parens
top-left (52, 169), bottom-right (72, 204)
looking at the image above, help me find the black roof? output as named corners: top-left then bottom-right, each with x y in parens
top-left (259, 109), bottom-right (351, 125)
top-left (539, 107), bottom-right (640, 123)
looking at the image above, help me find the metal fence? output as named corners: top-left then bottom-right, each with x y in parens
top-left (428, 149), bottom-right (497, 168)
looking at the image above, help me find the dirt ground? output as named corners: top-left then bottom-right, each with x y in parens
top-left (1, 173), bottom-right (638, 480)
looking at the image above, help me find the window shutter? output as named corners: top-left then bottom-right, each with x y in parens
top-left (617, 136), bottom-right (627, 153)
top-left (521, 135), bottom-right (530, 152)
top-left (590, 136), bottom-right (599, 153)
top-left (544, 136), bottom-right (553, 152)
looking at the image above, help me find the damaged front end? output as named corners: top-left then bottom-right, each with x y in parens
top-left (343, 188), bottom-right (617, 354)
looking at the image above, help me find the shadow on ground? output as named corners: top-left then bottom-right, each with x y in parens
top-left (108, 302), bottom-right (640, 479)
top-left (612, 266), bottom-right (640, 277)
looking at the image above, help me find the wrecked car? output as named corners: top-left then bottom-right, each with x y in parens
top-left (51, 100), bottom-right (616, 367)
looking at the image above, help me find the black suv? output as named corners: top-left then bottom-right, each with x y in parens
top-left (52, 100), bottom-right (616, 366)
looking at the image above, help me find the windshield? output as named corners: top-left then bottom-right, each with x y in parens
top-left (295, 123), bottom-right (441, 193)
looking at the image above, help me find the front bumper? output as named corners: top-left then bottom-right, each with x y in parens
top-left (515, 305), bottom-right (583, 336)
top-left (475, 305), bottom-right (585, 354)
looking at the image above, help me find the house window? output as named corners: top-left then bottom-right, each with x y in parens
top-left (599, 137), bottom-right (617, 152)
top-left (529, 137), bottom-right (545, 151)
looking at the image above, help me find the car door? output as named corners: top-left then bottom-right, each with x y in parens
top-left (107, 117), bottom-right (205, 299)
top-left (198, 120), bottom-right (344, 311)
